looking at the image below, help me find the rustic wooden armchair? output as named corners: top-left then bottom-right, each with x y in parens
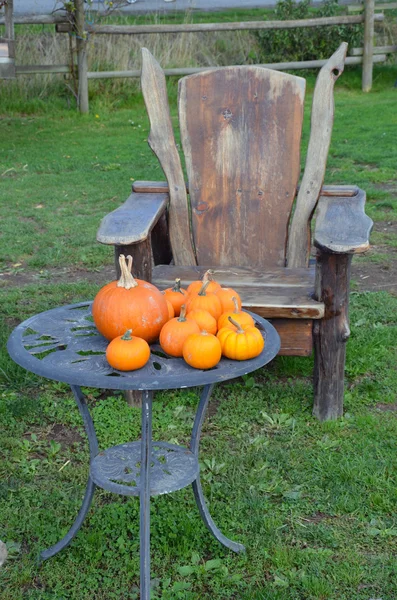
top-left (97, 44), bottom-right (372, 421)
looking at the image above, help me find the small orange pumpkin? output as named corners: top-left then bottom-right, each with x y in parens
top-left (183, 331), bottom-right (222, 370)
top-left (106, 330), bottom-right (150, 371)
top-left (159, 305), bottom-right (200, 357)
top-left (186, 309), bottom-right (217, 335)
top-left (216, 287), bottom-right (242, 313)
top-left (187, 270), bottom-right (222, 296)
top-left (92, 255), bottom-right (168, 343)
top-left (163, 278), bottom-right (188, 317)
top-left (217, 316), bottom-right (264, 360)
top-left (186, 281), bottom-right (223, 321)
top-left (218, 297), bottom-right (255, 331)
top-left (165, 299), bottom-right (175, 320)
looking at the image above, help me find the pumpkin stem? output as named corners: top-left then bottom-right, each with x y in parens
top-left (121, 329), bottom-right (133, 341)
top-left (127, 255), bottom-right (133, 273)
top-left (172, 278), bottom-right (184, 294)
top-left (198, 280), bottom-right (211, 296)
top-left (228, 316), bottom-right (244, 334)
top-left (117, 255), bottom-right (138, 290)
top-left (232, 297), bottom-right (240, 313)
top-left (203, 269), bottom-right (216, 283)
top-left (178, 304), bottom-right (187, 322)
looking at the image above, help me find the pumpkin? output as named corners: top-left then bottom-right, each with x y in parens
top-left (216, 287), bottom-right (242, 313)
top-left (217, 297), bottom-right (255, 331)
top-left (187, 269), bottom-right (222, 296)
top-left (163, 278), bottom-right (188, 317)
top-left (106, 329), bottom-right (150, 371)
top-left (165, 299), bottom-right (175, 320)
top-left (159, 305), bottom-right (200, 357)
top-left (186, 281), bottom-right (223, 321)
top-left (92, 254), bottom-right (169, 343)
top-left (217, 316), bottom-right (264, 360)
top-left (183, 331), bottom-right (222, 370)
top-left (186, 309), bottom-right (217, 335)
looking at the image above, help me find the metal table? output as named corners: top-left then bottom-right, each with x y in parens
top-left (7, 301), bottom-right (280, 599)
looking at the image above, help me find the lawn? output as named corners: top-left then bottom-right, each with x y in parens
top-left (1, 65), bottom-right (397, 599)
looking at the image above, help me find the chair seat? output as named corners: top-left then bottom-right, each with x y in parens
top-left (152, 265), bottom-right (324, 320)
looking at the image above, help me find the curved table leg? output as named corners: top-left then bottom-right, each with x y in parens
top-left (39, 385), bottom-right (99, 562)
top-left (140, 390), bottom-right (152, 600)
top-left (190, 385), bottom-right (245, 554)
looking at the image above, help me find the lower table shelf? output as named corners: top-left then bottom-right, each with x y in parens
top-left (90, 441), bottom-right (199, 496)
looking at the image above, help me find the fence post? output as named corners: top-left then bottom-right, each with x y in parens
top-left (5, 0), bottom-right (14, 40)
top-left (74, 0), bottom-right (89, 113)
top-left (362, 0), bottom-right (375, 91)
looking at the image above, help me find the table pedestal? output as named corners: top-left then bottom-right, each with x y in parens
top-left (39, 383), bottom-right (244, 599)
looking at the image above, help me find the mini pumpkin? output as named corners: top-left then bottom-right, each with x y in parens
top-left (163, 278), bottom-right (188, 317)
top-left (216, 287), bottom-right (242, 313)
top-left (217, 316), bottom-right (264, 360)
top-left (186, 309), bottom-right (217, 335)
top-left (217, 297), bottom-right (255, 331)
top-left (106, 329), bottom-right (150, 371)
top-left (92, 255), bottom-right (168, 343)
top-left (159, 305), bottom-right (200, 357)
top-left (186, 281), bottom-right (223, 321)
top-left (183, 331), bottom-right (222, 370)
top-left (165, 299), bottom-right (175, 320)
top-left (187, 270), bottom-right (222, 296)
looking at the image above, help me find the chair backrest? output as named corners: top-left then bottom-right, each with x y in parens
top-left (141, 45), bottom-right (348, 269)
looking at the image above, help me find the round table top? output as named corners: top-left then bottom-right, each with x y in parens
top-left (7, 302), bottom-right (280, 391)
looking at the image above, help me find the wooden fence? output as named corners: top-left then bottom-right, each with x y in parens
top-left (0, 0), bottom-right (394, 112)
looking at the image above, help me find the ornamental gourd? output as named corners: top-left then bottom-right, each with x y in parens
top-left (186, 281), bottom-right (223, 321)
top-left (186, 309), bottom-right (217, 335)
top-left (187, 270), bottom-right (222, 296)
top-left (216, 287), bottom-right (242, 314)
top-left (217, 316), bottom-right (264, 360)
top-left (106, 330), bottom-right (150, 371)
top-left (92, 255), bottom-right (168, 343)
top-left (217, 297), bottom-right (255, 331)
top-left (159, 305), bottom-right (200, 357)
top-left (182, 331), bottom-right (222, 370)
top-left (163, 278), bottom-right (188, 317)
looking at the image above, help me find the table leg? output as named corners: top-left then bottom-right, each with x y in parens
top-left (39, 385), bottom-right (98, 562)
top-left (190, 385), bottom-right (245, 554)
top-left (140, 390), bottom-right (153, 600)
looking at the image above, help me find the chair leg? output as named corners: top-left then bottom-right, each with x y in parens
top-left (313, 252), bottom-right (352, 421)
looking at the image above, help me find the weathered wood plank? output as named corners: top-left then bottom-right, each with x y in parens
top-left (75, 0), bottom-right (89, 113)
top-left (141, 48), bottom-right (196, 266)
top-left (268, 319), bottom-right (313, 356)
top-left (152, 265), bottom-right (324, 319)
top-left (179, 66), bottom-right (305, 268)
top-left (133, 180), bottom-right (358, 197)
top-left (313, 253), bottom-right (352, 420)
top-left (350, 45), bottom-right (397, 55)
top-left (97, 192), bottom-right (168, 245)
top-left (287, 43), bottom-right (348, 269)
top-left (348, 2), bottom-right (397, 11)
top-left (15, 65), bottom-right (70, 74)
top-left (88, 14), bottom-right (383, 35)
top-left (314, 189), bottom-right (373, 254)
top-left (0, 13), bottom-right (68, 25)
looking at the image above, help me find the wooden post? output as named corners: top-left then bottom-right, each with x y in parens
top-left (313, 252), bottom-right (352, 421)
top-left (5, 0), bottom-right (14, 41)
top-left (362, 0), bottom-right (375, 92)
top-left (74, 0), bottom-right (89, 113)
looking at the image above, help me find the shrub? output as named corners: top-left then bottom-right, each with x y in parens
top-left (256, 0), bottom-right (363, 63)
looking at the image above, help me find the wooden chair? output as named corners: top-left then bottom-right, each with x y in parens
top-left (97, 44), bottom-right (372, 421)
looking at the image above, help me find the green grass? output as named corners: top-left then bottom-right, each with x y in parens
top-left (1, 67), bottom-right (397, 599)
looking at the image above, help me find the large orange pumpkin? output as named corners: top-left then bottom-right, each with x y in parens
top-left (187, 270), bottom-right (222, 296)
top-left (159, 305), bottom-right (200, 357)
top-left (106, 330), bottom-right (150, 371)
top-left (163, 278), bottom-right (188, 317)
top-left (186, 281), bottom-right (223, 321)
top-left (92, 255), bottom-right (169, 343)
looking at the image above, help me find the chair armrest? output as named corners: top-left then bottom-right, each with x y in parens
top-left (97, 192), bottom-right (168, 245)
top-left (314, 188), bottom-right (373, 254)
